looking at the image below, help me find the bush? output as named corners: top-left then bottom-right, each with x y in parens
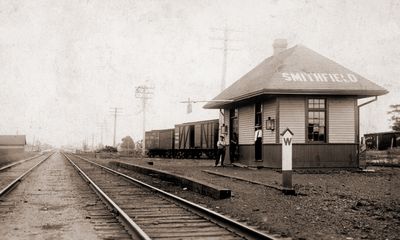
top-left (100, 146), bottom-right (118, 153)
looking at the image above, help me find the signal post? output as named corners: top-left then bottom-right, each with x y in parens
top-left (281, 128), bottom-right (295, 195)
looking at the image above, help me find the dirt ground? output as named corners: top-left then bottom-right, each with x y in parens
top-left (92, 156), bottom-right (400, 240)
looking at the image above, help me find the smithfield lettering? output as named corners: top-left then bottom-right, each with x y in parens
top-left (282, 72), bottom-right (358, 83)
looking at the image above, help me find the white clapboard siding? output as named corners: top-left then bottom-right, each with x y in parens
top-left (329, 98), bottom-right (355, 143)
top-left (238, 105), bottom-right (254, 145)
top-left (279, 97), bottom-right (305, 143)
top-left (263, 99), bottom-right (277, 143)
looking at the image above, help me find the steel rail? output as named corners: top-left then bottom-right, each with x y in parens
top-left (0, 153), bottom-right (54, 197)
top-left (63, 153), bottom-right (151, 240)
top-left (72, 154), bottom-right (277, 240)
top-left (0, 153), bottom-right (45, 171)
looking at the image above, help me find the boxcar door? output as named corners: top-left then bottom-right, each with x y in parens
top-left (189, 125), bottom-right (195, 148)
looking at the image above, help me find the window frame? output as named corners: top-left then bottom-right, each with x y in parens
top-left (306, 98), bottom-right (328, 143)
top-left (229, 108), bottom-right (239, 140)
top-left (255, 102), bottom-right (263, 128)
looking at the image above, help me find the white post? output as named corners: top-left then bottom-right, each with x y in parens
top-left (113, 108), bottom-right (117, 147)
top-left (281, 128), bottom-right (295, 195)
top-left (142, 98), bottom-right (146, 156)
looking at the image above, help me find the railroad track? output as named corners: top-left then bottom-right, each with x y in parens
top-left (0, 152), bottom-right (133, 240)
top-left (0, 153), bottom-right (44, 171)
top-left (0, 153), bottom-right (53, 197)
top-left (64, 153), bottom-right (278, 240)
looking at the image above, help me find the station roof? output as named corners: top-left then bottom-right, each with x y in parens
top-left (0, 135), bottom-right (26, 146)
top-left (204, 44), bottom-right (388, 109)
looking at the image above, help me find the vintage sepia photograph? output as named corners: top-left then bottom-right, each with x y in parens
top-left (0, 0), bottom-right (399, 239)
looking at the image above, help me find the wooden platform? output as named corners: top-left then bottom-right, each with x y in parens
top-left (110, 161), bottom-right (231, 199)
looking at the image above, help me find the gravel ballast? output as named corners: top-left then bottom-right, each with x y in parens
top-left (87, 155), bottom-right (399, 240)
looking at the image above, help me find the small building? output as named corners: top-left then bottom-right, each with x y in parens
top-left (204, 39), bottom-right (388, 169)
top-left (364, 131), bottom-right (400, 150)
top-left (0, 135), bottom-right (27, 154)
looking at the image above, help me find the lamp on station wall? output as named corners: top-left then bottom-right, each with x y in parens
top-left (221, 124), bottom-right (228, 134)
top-left (266, 117), bottom-right (275, 131)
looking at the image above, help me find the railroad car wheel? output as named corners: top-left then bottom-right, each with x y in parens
top-left (176, 152), bottom-right (184, 159)
top-left (208, 150), bottom-right (216, 159)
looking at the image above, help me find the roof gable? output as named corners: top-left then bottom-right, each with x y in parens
top-left (204, 45), bottom-right (388, 109)
top-left (281, 128), bottom-right (294, 136)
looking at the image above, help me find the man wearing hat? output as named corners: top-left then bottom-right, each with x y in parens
top-left (215, 135), bottom-right (226, 166)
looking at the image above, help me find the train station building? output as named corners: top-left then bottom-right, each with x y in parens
top-left (204, 39), bottom-right (388, 169)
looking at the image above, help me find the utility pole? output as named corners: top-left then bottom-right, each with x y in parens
top-left (180, 26), bottom-right (241, 115)
top-left (211, 25), bottom-right (241, 91)
top-left (211, 24), bottom-right (241, 137)
top-left (135, 85), bottom-right (154, 155)
top-left (32, 135), bottom-right (36, 151)
top-left (91, 134), bottom-right (94, 152)
top-left (109, 107), bottom-right (123, 147)
top-left (97, 120), bottom-right (106, 147)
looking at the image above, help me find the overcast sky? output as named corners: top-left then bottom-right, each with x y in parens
top-left (0, 0), bottom-right (399, 147)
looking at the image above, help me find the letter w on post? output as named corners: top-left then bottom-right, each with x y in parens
top-left (283, 137), bottom-right (292, 146)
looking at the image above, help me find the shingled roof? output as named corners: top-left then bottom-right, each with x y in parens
top-left (204, 44), bottom-right (388, 109)
top-left (0, 135), bottom-right (26, 146)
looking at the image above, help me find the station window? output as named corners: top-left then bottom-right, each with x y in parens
top-left (307, 98), bottom-right (326, 142)
top-left (255, 103), bottom-right (262, 127)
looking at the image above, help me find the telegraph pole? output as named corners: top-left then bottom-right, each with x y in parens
top-left (32, 135), bottom-right (36, 151)
top-left (180, 25), bottom-right (241, 115)
top-left (91, 134), bottom-right (94, 152)
top-left (113, 108), bottom-right (117, 147)
top-left (97, 120), bottom-right (106, 147)
top-left (135, 85), bottom-right (154, 155)
top-left (109, 107), bottom-right (123, 147)
top-left (211, 25), bottom-right (241, 137)
top-left (219, 27), bottom-right (228, 91)
top-left (211, 25), bottom-right (241, 91)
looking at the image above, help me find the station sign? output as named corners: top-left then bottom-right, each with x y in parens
top-left (281, 128), bottom-right (293, 171)
top-left (282, 72), bottom-right (358, 83)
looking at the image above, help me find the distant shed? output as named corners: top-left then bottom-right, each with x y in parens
top-left (0, 135), bottom-right (27, 154)
top-left (204, 39), bottom-right (388, 169)
top-left (364, 131), bottom-right (400, 150)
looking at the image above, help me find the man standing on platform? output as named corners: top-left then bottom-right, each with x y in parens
top-left (230, 132), bottom-right (238, 162)
top-left (255, 125), bottom-right (263, 161)
top-left (215, 135), bottom-right (226, 166)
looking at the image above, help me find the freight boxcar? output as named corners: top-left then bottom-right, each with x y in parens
top-left (145, 129), bottom-right (175, 157)
top-left (365, 131), bottom-right (400, 150)
top-left (174, 119), bottom-right (219, 159)
top-left (145, 119), bottom-right (219, 159)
